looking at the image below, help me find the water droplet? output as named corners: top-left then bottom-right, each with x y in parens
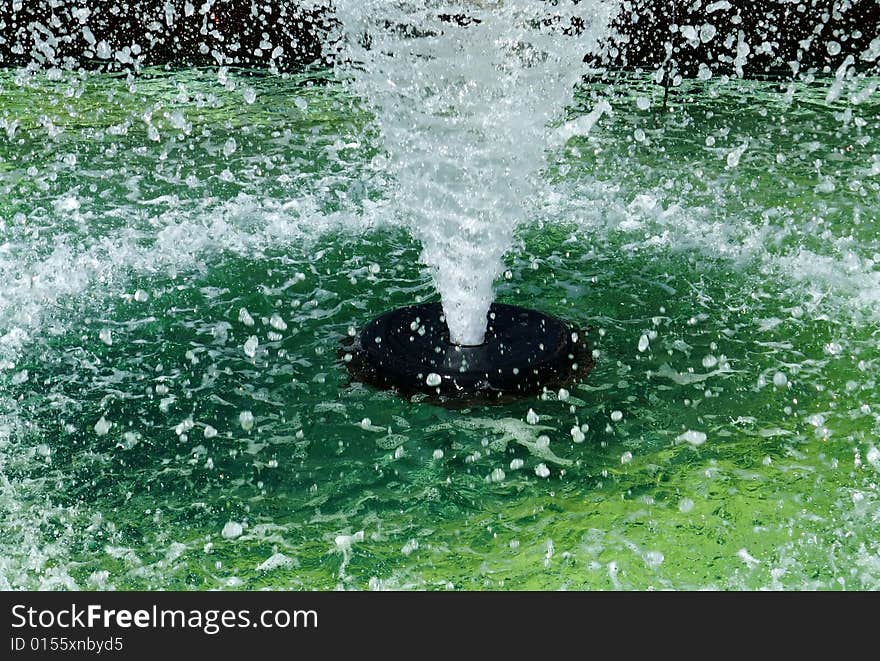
top-left (239, 410), bottom-right (254, 432)
top-left (269, 314), bottom-right (287, 331)
top-left (238, 307), bottom-right (255, 326)
top-left (426, 373), bottom-right (442, 387)
top-left (611, 410), bottom-right (623, 422)
top-left (535, 463), bottom-right (550, 478)
top-left (222, 521), bottom-right (243, 539)
top-left (698, 22), bottom-right (716, 42)
top-left (94, 416), bottom-right (112, 436)
top-left (526, 409), bottom-right (539, 424)
top-left (726, 143), bottom-right (748, 168)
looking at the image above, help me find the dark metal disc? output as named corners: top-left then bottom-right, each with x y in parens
top-left (343, 302), bottom-right (592, 401)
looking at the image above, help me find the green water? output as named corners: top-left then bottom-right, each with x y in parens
top-left (1, 67), bottom-right (879, 590)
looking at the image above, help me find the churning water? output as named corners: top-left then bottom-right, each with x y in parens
top-left (0, 3), bottom-right (879, 589)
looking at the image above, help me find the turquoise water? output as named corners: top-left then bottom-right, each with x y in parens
top-left (1, 67), bottom-right (879, 589)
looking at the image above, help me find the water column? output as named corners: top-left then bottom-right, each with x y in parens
top-left (332, 1), bottom-right (616, 345)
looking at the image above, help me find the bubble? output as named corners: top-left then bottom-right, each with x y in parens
top-left (570, 427), bottom-right (585, 443)
top-left (826, 41), bottom-right (841, 56)
top-left (772, 372), bottom-right (788, 387)
top-left (679, 498), bottom-right (695, 513)
top-left (425, 373), bottom-right (441, 387)
top-left (638, 334), bottom-right (649, 352)
top-left (526, 409), bottom-right (539, 424)
top-left (510, 458), bottom-right (524, 470)
top-left (223, 137), bottom-right (237, 157)
top-left (636, 96), bottom-right (650, 110)
top-left (239, 410), bottom-right (254, 431)
top-left (620, 451), bottom-right (633, 464)
top-left (610, 410), bottom-right (623, 422)
top-left (535, 463), bottom-right (550, 478)
top-left (432, 449), bottom-right (444, 460)
top-left (243, 87), bottom-right (257, 104)
top-left (204, 425), bottom-right (218, 439)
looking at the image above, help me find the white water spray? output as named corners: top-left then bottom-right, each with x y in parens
top-left (332, 1), bottom-right (616, 344)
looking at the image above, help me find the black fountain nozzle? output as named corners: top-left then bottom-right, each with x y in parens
top-left (343, 302), bottom-right (592, 402)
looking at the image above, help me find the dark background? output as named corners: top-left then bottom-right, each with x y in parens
top-left (1, 1), bottom-right (878, 78)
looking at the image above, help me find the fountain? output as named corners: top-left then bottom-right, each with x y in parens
top-left (332, 0), bottom-right (615, 398)
top-left (1, 0), bottom-right (879, 594)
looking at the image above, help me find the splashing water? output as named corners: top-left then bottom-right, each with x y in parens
top-left (0, 2), bottom-right (879, 592)
top-left (332, 1), bottom-right (616, 344)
